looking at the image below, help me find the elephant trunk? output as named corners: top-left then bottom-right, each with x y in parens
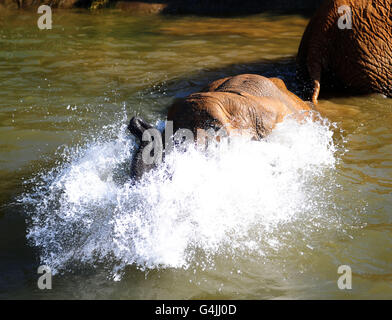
top-left (128, 117), bottom-right (164, 181)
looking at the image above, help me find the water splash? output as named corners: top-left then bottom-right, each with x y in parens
top-left (22, 114), bottom-right (340, 280)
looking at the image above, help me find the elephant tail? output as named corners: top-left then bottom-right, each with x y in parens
top-left (311, 79), bottom-right (321, 105)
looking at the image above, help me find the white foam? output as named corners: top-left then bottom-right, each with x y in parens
top-left (22, 114), bottom-right (339, 280)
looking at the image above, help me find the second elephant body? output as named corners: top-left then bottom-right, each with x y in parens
top-left (297, 0), bottom-right (392, 103)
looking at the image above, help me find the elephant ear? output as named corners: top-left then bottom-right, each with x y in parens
top-left (269, 77), bottom-right (287, 90)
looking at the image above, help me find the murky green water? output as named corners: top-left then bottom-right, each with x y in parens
top-left (0, 10), bottom-right (391, 299)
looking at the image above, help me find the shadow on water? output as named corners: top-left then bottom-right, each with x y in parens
top-left (122, 0), bottom-right (324, 17)
top-left (10, 0), bottom-right (323, 16)
top-left (0, 159), bottom-right (60, 299)
top-left (141, 55), bottom-right (384, 119)
top-left (139, 56), bottom-right (305, 115)
top-left (0, 203), bottom-right (38, 300)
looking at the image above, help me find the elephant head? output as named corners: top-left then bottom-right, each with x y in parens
top-left (128, 74), bottom-right (311, 180)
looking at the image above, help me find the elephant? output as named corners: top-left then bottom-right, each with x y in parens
top-left (128, 74), bottom-right (312, 180)
top-left (296, 0), bottom-right (392, 104)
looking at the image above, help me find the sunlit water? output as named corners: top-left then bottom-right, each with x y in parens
top-left (0, 10), bottom-right (391, 299)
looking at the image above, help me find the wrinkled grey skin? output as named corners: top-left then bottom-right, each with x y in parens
top-left (297, 0), bottom-right (392, 103)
